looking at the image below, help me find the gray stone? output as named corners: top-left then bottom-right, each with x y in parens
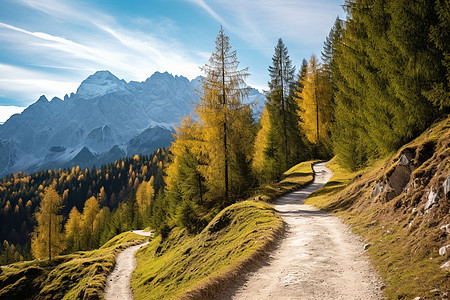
top-left (399, 154), bottom-right (410, 166)
top-left (413, 297), bottom-right (421, 300)
top-left (439, 245), bottom-right (450, 256)
top-left (440, 224), bottom-right (450, 234)
top-left (364, 243), bottom-right (372, 250)
top-left (440, 261), bottom-right (450, 270)
top-left (372, 182), bottom-right (384, 198)
top-left (444, 175), bottom-right (450, 195)
top-left (424, 188), bottom-right (438, 211)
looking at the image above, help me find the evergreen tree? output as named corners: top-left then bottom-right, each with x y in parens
top-left (267, 38), bottom-right (301, 168)
top-left (31, 186), bottom-right (65, 261)
top-left (331, 0), bottom-right (448, 169)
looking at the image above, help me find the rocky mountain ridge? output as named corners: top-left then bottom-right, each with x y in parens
top-left (0, 71), bottom-right (265, 177)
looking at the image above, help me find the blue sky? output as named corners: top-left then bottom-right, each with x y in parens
top-left (0, 0), bottom-right (344, 121)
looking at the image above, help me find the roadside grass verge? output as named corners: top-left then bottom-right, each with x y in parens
top-left (305, 117), bottom-right (450, 299)
top-left (132, 160), bottom-right (318, 299)
top-left (132, 201), bottom-right (283, 300)
top-left (0, 231), bottom-right (148, 299)
top-left (251, 160), bottom-right (319, 203)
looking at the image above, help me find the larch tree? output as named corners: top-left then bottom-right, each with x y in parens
top-left (31, 186), bottom-right (65, 261)
top-left (252, 106), bottom-right (271, 176)
top-left (197, 27), bottom-right (254, 205)
top-left (81, 196), bottom-right (100, 249)
top-left (65, 206), bottom-right (82, 252)
top-left (136, 178), bottom-right (154, 220)
top-left (296, 54), bottom-right (333, 156)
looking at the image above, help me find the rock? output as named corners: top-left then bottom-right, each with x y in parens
top-left (439, 245), bottom-right (450, 256)
top-left (412, 207), bottom-right (417, 213)
top-left (364, 243), bottom-right (372, 250)
top-left (444, 176), bottom-right (450, 196)
top-left (399, 154), bottom-right (410, 166)
top-left (413, 297), bottom-right (421, 300)
top-left (372, 182), bottom-right (385, 198)
top-left (440, 224), bottom-right (450, 234)
top-left (424, 188), bottom-right (438, 211)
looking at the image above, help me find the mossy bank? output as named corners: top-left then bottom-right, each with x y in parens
top-left (0, 231), bottom-right (148, 299)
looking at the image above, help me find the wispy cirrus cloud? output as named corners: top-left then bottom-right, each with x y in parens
top-left (183, 0), bottom-right (343, 55)
top-left (0, 63), bottom-right (79, 105)
top-left (0, 0), bottom-right (205, 108)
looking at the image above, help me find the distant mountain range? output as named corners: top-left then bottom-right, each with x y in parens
top-left (0, 71), bottom-right (265, 177)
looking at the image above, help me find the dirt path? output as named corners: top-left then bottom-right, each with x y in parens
top-left (104, 231), bottom-right (151, 300)
top-left (223, 162), bottom-right (384, 300)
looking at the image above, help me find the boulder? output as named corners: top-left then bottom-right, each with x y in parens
top-left (372, 182), bottom-right (385, 198)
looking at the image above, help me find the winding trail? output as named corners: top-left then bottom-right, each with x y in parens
top-left (104, 230), bottom-right (151, 300)
top-left (222, 162), bottom-right (384, 300)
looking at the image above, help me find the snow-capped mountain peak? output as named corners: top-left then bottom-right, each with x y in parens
top-left (0, 70), bottom-right (264, 178)
top-left (76, 70), bottom-right (128, 99)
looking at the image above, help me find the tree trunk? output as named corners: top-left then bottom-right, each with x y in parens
top-left (221, 33), bottom-right (229, 203)
top-left (280, 59), bottom-right (288, 165)
top-left (48, 210), bottom-right (52, 261)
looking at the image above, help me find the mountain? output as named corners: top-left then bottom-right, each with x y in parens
top-left (0, 71), bottom-right (265, 177)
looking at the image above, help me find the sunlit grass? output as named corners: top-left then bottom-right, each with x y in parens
top-left (0, 231), bottom-right (148, 299)
top-left (132, 201), bottom-right (283, 299)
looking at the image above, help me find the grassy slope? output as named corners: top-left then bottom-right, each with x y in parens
top-left (0, 231), bottom-right (148, 299)
top-left (306, 117), bottom-right (450, 299)
top-left (132, 160), bottom-right (316, 300)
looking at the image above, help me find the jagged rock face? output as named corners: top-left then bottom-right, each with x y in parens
top-left (0, 71), bottom-right (265, 177)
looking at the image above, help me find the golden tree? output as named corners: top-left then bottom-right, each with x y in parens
top-left (197, 27), bottom-right (253, 204)
top-left (81, 196), bottom-right (100, 249)
top-left (31, 186), bottom-right (65, 261)
top-left (136, 178), bottom-right (154, 217)
top-left (295, 54), bottom-right (332, 151)
top-left (65, 206), bottom-right (82, 252)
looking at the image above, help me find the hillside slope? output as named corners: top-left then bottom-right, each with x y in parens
top-left (306, 116), bottom-right (449, 299)
top-left (0, 232), bottom-right (148, 299)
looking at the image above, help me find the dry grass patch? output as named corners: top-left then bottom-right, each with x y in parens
top-left (306, 116), bottom-right (450, 299)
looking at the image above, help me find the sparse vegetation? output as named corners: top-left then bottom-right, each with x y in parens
top-left (306, 116), bottom-right (450, 299)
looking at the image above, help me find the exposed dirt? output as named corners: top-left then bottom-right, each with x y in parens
top-left (104, 231), bottom-right (151, 300)
top-left (220, 162), bottom-right (384, 300)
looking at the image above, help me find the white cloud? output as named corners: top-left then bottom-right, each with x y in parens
top-left (183, 0), bottom-right (343, 56)
top-left (0, 64), bottom-right (79, 104)
top-left (0, 0), bottom-right (205, 106)
top-left (0, 106), bottom-right (26, 123)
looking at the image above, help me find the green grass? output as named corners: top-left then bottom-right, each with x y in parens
top-left (250, 160), bottom-right (318, 203)
top-left (131, 160), bottom-right (319, 299)
top-left (305, 117), bottom-right (450, 299)
top-left (132, 201), bottom-right (283, 299)
top-left (0, 231), bottom-right (148, 299)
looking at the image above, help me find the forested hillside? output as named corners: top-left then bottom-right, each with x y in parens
top-left (330, 0), bottom-right (449, 170)
top-left (0, 149), bottom-right (167, 263)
